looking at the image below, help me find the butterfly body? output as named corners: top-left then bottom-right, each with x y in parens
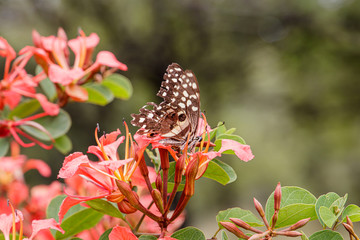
top-left (131, 63), bottom-right (201, 149)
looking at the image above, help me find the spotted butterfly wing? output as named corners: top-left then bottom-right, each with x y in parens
top-left (131, 63), bottom-right (200, 148)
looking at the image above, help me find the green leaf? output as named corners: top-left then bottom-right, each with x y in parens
top-left (265, 186), bottom-right (316, 223)
top-left (221, 231), bottom-right (229, 240)
top-left (84, 83), bottom-right (114, 106)
top-left (319, 206), bottom-right (337, 228)
top-left (301, 231), bottom-right (310, 240)
top-left (102, 73), bottom-right (133, 100)
top-left (39, 77), bottom-right (57, 101)
top-left (56, 208), bottom-right (103, 239)
top-left (166, 161), bottom-right (185, 192)
top-left (99, 228), bottom-right (112, 240)
top-left (215, 123), bottom-right (227, 138)
top-left (139, 235), bottom-right (158, 240)
top-left (8, 99), bottom-right (41, 119)
top-left (86, 199), bottom-right (125, 219)
top-left (275, 203), bottom-right (317, 228)
top-left (224, 128), bottom-right (236, 135)
top-left (216, 207), bottom-right (263, 228)
top-left (308, 230), bottom-right (343, 240)
top-left (0, 138), bottom-right (10, 157)
top-left (315, 192), bottom-right (340, 227)
top-left (47, 195), bottom-right (85, 222)
top-left (171, 227), bottom-right (206, 240)
top-left (202, 159), bottom-right (237, 185)
top-left (20, 109), bottom-right (71, 141)
top-left (342, 204), bottom-right (360, 222)
top-left (54, 135), bottom-right (72, 154)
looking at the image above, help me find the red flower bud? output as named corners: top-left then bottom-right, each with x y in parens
top-left (276, 231), bottom-right (302, 237)
top-left (274, 182), bottom-right (281, 211)
top-left (230, 218), bottom-right (262, 233)
top-left (117, 199), bottom-right (137, 214)
top-left (156, 173), bottom-right (163, 191)
top-left (253, 198), bottom-right (265, 219)
top-left (220, 222), bottom-right (249, 239)
top-left (285, 217), bottom-right (311, 231)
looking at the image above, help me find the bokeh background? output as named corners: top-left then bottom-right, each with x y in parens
top-left (1, 0), bottom-right (360, 237)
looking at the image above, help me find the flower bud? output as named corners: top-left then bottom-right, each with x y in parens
top-left (276, 231), bottom-right (302, 237)
top-left (230, 218), bottom-right (262, 234)
top-left (117, 199), bottom-right (137, 214)
top-left (174, 156), bottom-right (185, 184)
top-left (248, 231), bottom-right (269, 240)
top-left (274, 182), bottom-right (281, 211)
top-left (343, 222), bottom-right (356, 237)
top-left (286, 217), bottom-right (311, 231)
top-left (151, 189), bottom-right (165, 214)
top-left (220, 222), bottom-right (249, 239)
top-left (184, 157), bottom-right (199, 196)
top-left (346, 215), bottom-right (354, 228)
top-left (156, 173), bottom-right (162, 191)
top-left (271, 211), bottom-right (278, 228)
top-left (253, 198), bottom-right (265, 218)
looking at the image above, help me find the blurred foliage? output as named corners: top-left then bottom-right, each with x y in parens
top-left (1, 0), bottom-right (360, 235)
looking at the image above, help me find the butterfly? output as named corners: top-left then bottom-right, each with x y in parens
top-left (131, 63), bottom-right (201, 149)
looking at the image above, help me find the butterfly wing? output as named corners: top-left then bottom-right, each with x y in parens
top-left (131, 63), bottom-right (200, 147)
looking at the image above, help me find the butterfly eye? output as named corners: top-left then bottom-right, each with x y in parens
top-left (178, 113), bottom-right (186, 122)
top-left (148, 132), bottom-right (156, 137)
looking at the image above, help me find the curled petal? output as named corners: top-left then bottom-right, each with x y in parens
top-left (109, 226), bottom-right (137, 240)
top-left (48, 65), bottom-right (84, 85)
top-left (24, 159), bottom-right (51, 177)
top-left (0, 211), bottom-right (23, 240)
top-left (27, 219), bottom-right (64, 240)
top-left (35, 94), bottom-right (59, 116)
top-left (58, 152), bottom-right (90, 178)
top-left (68, 33), bottom-right (99, 56)
top-left (219, 139), bottom-right (254, 162)
top-left (0, 37), bottom-right (16, 60)
top-left (88, 129), bottom-right (125, 161)
top-left (95, 51), bottom-right (128, 70)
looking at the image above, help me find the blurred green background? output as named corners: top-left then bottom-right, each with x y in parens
top-left (1, 0), bottom-right (360, 236)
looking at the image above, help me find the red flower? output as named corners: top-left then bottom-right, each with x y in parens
top-left (24, 28), bottom-right (127, 103)
top-left (0, 37), bottom-right (59, 115)
top-left (58, 128), bottom-right (139, 222)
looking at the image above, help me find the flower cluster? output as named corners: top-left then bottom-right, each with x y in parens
top-left (58, 116), bottom-right (254, 238)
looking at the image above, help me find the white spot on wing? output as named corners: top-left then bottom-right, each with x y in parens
top-left (187, 72), bottom-right (194, 77)
top-left (174, 92), bottom-right (179, 96)
top-left (172, 78), bottom-right (177, 82)
top-left (174, 67), bottom-right (181, 71)
top-left (139, 118), bottom-right (145, 123)
top-left (192, 106), bottom-right (198, 111)
top-left (181, 97), bottom-right (186, 101)
top-left (186, 99), bottom-right (192, 106)
top-left (148, 113), bottom-right (154, 118)
top-left (183, 90), bottom-right (189, 97)
top-left (179, 102), bottom-right (186, 108)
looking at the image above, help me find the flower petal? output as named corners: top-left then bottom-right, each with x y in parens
top-left (35, 94), bottom-right (60, 116)
top-left (95, 51), bottom-right (128, 70)
top-left (58, 152), bottom-right (90, 178)
top-left (48, 65), bottom-right (84, 85)
top-left (219, 139), bottom-right (254, 162)
top-left (28, 218), bottom-right (64, 240)
top-left (98, 158), bottom-right (134, 171)
top-left (109, 226), bottom-right (137, 240)
top-left (24, 159), bottom-right (52, 177)
top-left (65, 84), bottom-right (88, 102)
